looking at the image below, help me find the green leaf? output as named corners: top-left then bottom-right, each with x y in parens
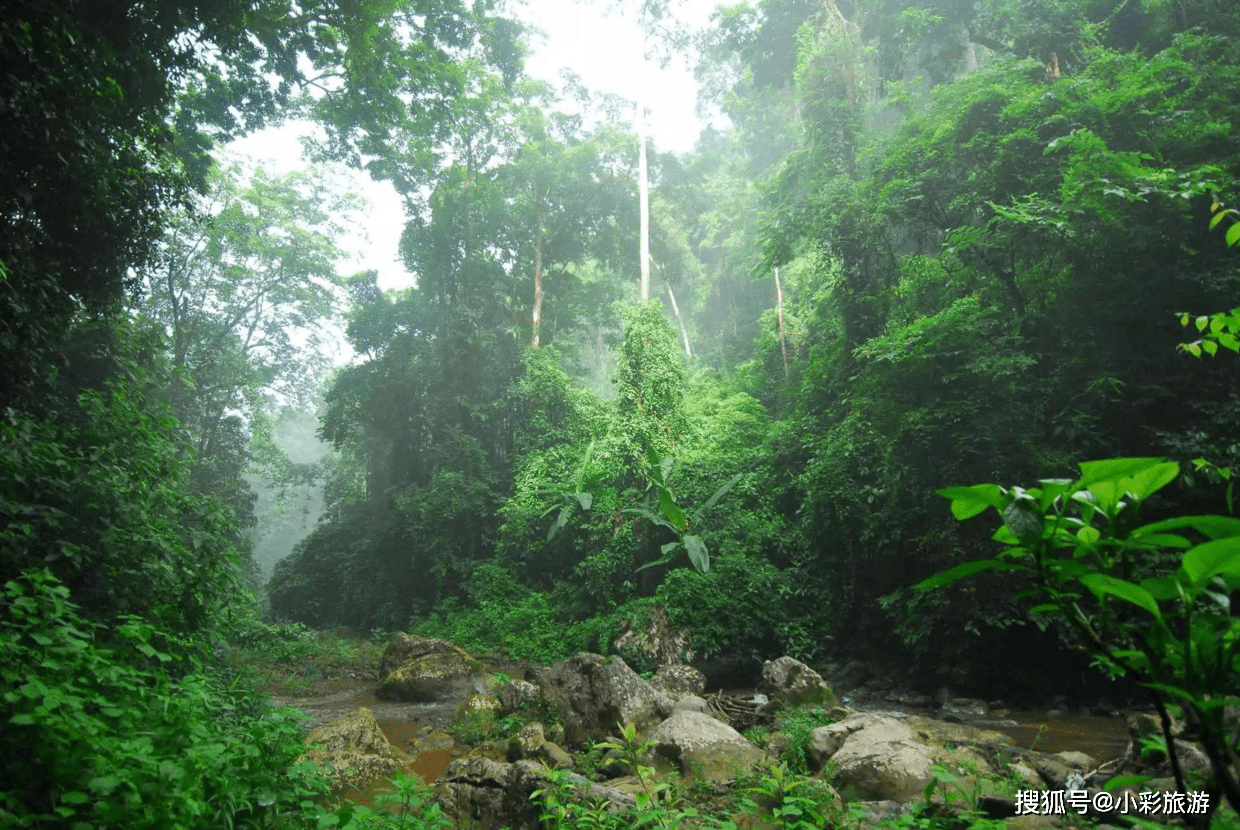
top-left (575, 492), bottom-right (592, 511)
top-left (1138, 576), bottom-right (1181, 602)
top-left (1077, 458), bottom-right (1166, 488)
top-left (87, 774), bottom-right (122, 795)
top-left (1227, 223), bottom-right (1240, 247)
top-left (691, 473), bottom-right (743, 523)
top-left (914, 559), bottom-right (1009, 590)
top-left (1103, 775), bottom-right (1153, 792)
top-left (1181, 536), bottom-right (1240, 587)
top-left (1121, 461), bottom-right (1179, 501)
top-left (1037, 479), bottom-right (1073, 509)
top-left (1134, 515), bottom-right (1240, 540)
top-left (1210, 211), bottom-right (1227, 230)
top-left (937, 484), bottom-right (1004, 520)
top-left (1196, 315), bottom-right (1209, 332)
top-left (1203, 339), bottom-right (1219, 356)
top-left (1002, 498), bottom-right (1043, 545)
top-left (1079, 574), bottom-right (1162, 618)
top-left (656, 486), bottom-right (687, 531)
top-left (683, 535), bottom-right (709, 574)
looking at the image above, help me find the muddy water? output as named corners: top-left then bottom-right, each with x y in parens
top-left (994, 711), bottom-right (1130, 762)
top-left (841, 695), bottom-right (1130, 762)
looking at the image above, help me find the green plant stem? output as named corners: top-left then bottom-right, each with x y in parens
top-left (1151, 690), bottom-right (1188, 796)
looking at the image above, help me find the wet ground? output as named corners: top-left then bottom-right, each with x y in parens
top-left (841, 693), bottom-right (1131, 762)
top-left (272, 680), bottom-right (460, 733)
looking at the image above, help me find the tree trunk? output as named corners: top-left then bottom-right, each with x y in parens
top-left (666, 282), bottom-right (691, 358)
top-left (638, 103), bottom-right (651, 303)
top-left (775, 266), bottom-right (789, 378)
top-left (531, 210), bottom-right (544, 348)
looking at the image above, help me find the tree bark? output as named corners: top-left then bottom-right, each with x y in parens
top-left (774, 266), bottom-right (789, 379)
top-left (666, 282), bottom-right (691, 358)
top-left (531, 206), bottom-right (544, 348)
top-left (638, 103), bottom-right (651, 302)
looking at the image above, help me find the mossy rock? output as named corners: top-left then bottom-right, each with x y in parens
top-left (377, 651), bottom-right (486, 703)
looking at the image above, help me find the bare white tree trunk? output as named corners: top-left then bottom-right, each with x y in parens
top-left (666, 282), bottom-right (691, 358)
top-left (774, 266), bottom-right (789, 378)
top-left (638, 102), bottom-right (651, 302)
top-left (530, 217), bottom-right (544, 348)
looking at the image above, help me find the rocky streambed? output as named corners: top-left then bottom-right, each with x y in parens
top-left (273, 633), bottom-right (1222, 827)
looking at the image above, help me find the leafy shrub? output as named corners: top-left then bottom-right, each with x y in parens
top-left (0, 571), bottom-right (338, 829)
top-left (657, 554), bottom-right (811, 661)
top-left (774, 706), bottom-right (836, 776)
top-left (413, 568), bottom-right (626, 665)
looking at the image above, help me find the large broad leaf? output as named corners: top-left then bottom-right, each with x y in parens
top-left (574, 440), bottom-right (596, 491)
top-left (937, 484), bottom-right (1004, 520)
top-left (656, 485), bottom-right (687, 532)
top-left (915, 559), bottom-right (1011, 590)
top-left (547, 503), bottom-right (574, 542)
top-left (683, 534), bottom-right (709, 574)
top-left (1078, 457), bottom-right (1167, 488)
top-left (1079, 574), bottom-right (1162, 618)
top-left (1140, 575), bottom-right (1182, 601)
top-left (575, 492), bottom-right (593, 511)
top-left (1037, 479), bottom-right (1074, 510)
top-left (692, 473), bottom-right (743, 523)
top-left (1120, 461), bottom-right (1179, 502)
top-left (1002, 498), bottom-right (1043, 545)
top-left (1181, 536), bottom-right (1240, 588)
top-left (636, 544), bottom-right (680, 573)
top-left (1133, 515), bottom-right (1240, 541)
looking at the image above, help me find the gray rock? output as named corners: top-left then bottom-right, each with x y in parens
top-left (672, 694), bottom-right (713, 716)
top-left (438, 757), bottom-right (634, 830)
top-left (531, 653), bottom-right (672, 745)
top-left (940, 697), bottom-right (988, 721)
top-left (377, 649), bottom-right (485, 703)
top-left (380, 632), bottom-right (472, 679)
top-left (1054, 750), bottom-right (1095, 771)
top-left (809, 714), bottom-right (936, 801)
top-left (760, 656), bottom-right (834, 708)
top-left (612, 605), bottom-right (692, 670)
top-left (643, 710), bottom-right (765, 783)
top-left (301, 707), bottom-right (403, 789)
top-left (650, 664), bottom-right (707, 699)
top-left (498, 679), bottom-right (543, 716)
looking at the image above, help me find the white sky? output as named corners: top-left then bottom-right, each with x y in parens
top-left (228, 0), bottom-right (722, 293)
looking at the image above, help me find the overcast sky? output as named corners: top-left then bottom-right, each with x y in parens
top-left (228, 0), bottom-right (721, 293)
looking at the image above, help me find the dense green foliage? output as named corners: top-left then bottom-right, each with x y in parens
top-left (922, 456), bottom-right (1240, 816)
top-left (7, 0), bottom-right (1240, 823)
top-left (0, 572), bottom-right (337, 828)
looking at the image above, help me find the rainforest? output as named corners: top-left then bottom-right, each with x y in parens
top-left (2, 0), bottom-right (1239, 826)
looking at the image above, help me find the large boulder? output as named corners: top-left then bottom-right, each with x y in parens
top-left (650, 664), bottom-right (707, 700)
top-left (498, 679), bottom-right (544, 716)
top-left (760, 656), bottom-right (833, 708)
top-left (301, 707), bottom-right (404, 789)
top-left (379, 632), bottom-right (472, 679)
top-left (644, 710), bottom-right (766, 784)
top-left (531, 653), bottom-right (673, 745)
top-left (378, 649), bottom-right (486, 703)
top-left (810, 714), bottom-right (936, 802)
top-left (612, 605), bottom-right (692, 671)
top-left (437, 756), bottom-right (635, 830)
